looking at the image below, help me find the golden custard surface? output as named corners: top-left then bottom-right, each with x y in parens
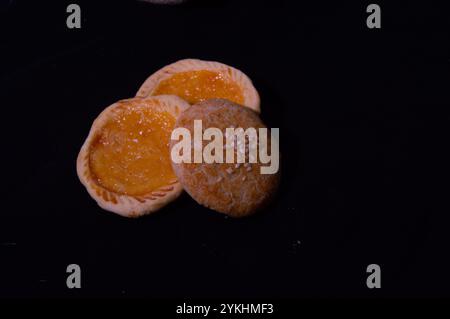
top-left (153, 70), bottom-right (244, 105)
top-left (89, 104), bottom-right (176, 196)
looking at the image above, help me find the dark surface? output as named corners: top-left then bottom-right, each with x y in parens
top-left (0, 0), bottom-right (449, 298)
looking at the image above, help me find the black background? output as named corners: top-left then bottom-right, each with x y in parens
top-left (0, 0), bottom-right (449, 299)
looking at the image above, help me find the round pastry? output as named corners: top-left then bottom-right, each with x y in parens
top-left (136, 59), bottom-right (260, 112)
top-left (77, 95), bottom-right (190, 217)
top-left (170, 99), bottom-right (280, 217)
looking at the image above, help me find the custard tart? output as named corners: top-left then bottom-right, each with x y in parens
top-left (77, 95), bottom-right (189, 217)
top-left (136, 59), bottom-right (260, 112)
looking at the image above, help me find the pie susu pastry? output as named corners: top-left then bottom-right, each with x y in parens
top-left (170, 99), bottom-right (280, 217)
top-left (136, 59), bottom-right (260, 112)
top-left (77, 95), bottom-right (190, 217)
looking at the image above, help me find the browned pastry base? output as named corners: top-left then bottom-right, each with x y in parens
top-left (171, 99), bottom-right (280, 217)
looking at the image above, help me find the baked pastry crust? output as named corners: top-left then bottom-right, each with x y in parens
top-left (136, 59), bottom-right (260, 112)
top-left (171, 99), bottom-right (279, 217)
top-left (77, 95), bottom-right (189, 217)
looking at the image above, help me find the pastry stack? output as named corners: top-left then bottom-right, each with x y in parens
top-left (77, 59), bottom-right (279, 218)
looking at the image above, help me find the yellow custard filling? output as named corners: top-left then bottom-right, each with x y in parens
top-left (153, 70), bottom-right (244, 105)
top-left (89, 104), bottom-right (176, 196)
